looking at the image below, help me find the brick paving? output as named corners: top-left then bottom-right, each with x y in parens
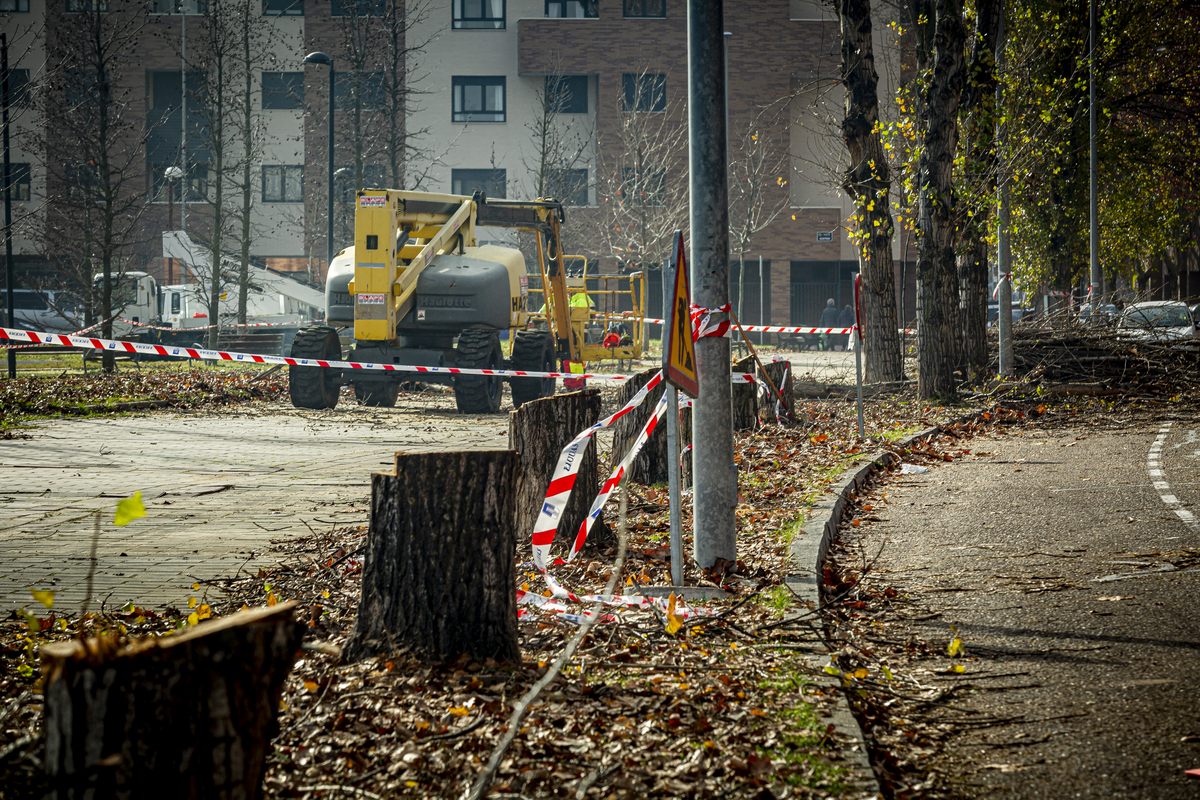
top-left (0, 402), bottom-right (510, 613)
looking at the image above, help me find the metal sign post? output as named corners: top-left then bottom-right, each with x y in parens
top-left (853, 273), bottom-right (865, 439)
top-left (663, 231), bottom-right (698, 587)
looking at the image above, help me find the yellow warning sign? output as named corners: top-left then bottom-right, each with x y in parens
top-left (663, 231), bottom-right (699, 398)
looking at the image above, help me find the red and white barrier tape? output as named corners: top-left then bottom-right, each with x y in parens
top-left (119, 317), bottom-right (309, 333)
top-left (3, 318), bottom-right (112, 350)
top-left (0, 325), bottom-right (637, 382)
top-left (597, 311), bottom-right (918, 336)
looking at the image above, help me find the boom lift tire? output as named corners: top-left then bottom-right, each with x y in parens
top-left (510, 330), bottom-right (556, 409)
top-left (289, 326), bottom-right (342, 410)
top-left (454, 328), bottom-right (503, 413)
top-left (354, 381), bottom-right (400, 408)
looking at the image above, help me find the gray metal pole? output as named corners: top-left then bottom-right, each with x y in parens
top-left (180, 8), bottom-right (187, 235)
top-left (663, 264), bottom-right (683, 587)
top-left (688, 0), bottom-right (736, 569)
top-left (3, 33), bottom-right (14, 379)
top-left (758, 254), bottom-right (764, 345)
top-left (328, 65), bottom-right (336, 272)
top-left (1088, 0), bottom-right (1101, 309)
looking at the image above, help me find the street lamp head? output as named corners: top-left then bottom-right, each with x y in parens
top-left (334, 168), bottom-right (352, 179)
top-left (164, 166), bottom-right (185, 180)
top-left (303, 51), bottom-right (333, 66)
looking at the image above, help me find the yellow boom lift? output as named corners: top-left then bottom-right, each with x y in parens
top-left (288, 190), bottom-right (642, 413)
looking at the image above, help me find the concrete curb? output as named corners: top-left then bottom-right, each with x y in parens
top-left (783, 409), bottom-right (986, 798)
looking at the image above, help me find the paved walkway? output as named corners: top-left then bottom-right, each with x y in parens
top-left (841, 412), bottom-right (1200, 798)
top-left (0, 403), bottom-right (509, 613)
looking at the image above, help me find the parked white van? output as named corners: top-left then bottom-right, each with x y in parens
top-left (3, 289), bottom-right (83, 333)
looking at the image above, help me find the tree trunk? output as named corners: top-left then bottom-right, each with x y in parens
top-left (838, 0), bottom-right (903, 383)
top-left (611, 369), bottom-right (668, 484)
top-left (756, 358), bottom-right (794, 424)
top-left (916, 0), bottom-right (967, 400)
top-left (344, 450), bottom-right (520, 664)
top-left (41, 603), bottom-right (303, 800)
top-left (956, 0), bottom-right (1001, 376)
top-left (731, 355), bottom-right (757, 430)
top-left (680, 403), bottom-right (693, 492)
top-left (509, 389), bottom-right (605, 552)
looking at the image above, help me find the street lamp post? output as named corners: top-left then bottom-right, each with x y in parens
top-left (164, 166), bottom-right (185, 285)
top-left (3, 33), bottom-right (15, 379)
top-left (334, 167), bottom-right (352, 253)
top-left (303, 52), bottom-right (335, 277)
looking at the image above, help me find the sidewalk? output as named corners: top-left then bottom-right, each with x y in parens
top-left (0, 405), bottom-right (510, 613)
top-left (826, 410), bottom-right (1200, 798)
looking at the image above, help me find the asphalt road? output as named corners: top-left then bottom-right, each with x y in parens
top-left (847, 410), bottom-right (1200, 798)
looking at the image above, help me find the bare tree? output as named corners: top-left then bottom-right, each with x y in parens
top-left (728, 105), bottom-right (789, 350)
top-left (522, 68), bottom-right (593, 204)
top-left (41, 2), bottom-right (160, 371)
top-left (594, 69), bottom-right (688, 272)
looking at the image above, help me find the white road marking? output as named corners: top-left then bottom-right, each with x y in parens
top-left (1148, 423), bottom-right (1198, 534)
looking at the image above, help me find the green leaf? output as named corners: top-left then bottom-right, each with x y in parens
top-left (114, 492), bottom-right (146, 527)
top-left (29, 589), bottom-right (55, 609)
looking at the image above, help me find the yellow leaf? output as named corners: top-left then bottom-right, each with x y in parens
top-left (187, 612), bottom-right (199, 626)
top-left (948, 637), bottom-right (963, 657)
top-left (853, 668), bottom-right (869, 679)
top-left (824, 665), bottom-right (841, 676)
top-left (304, 680), bottom-right (319, 692)
top-left (881, 665), bottom-right (894, 681)
top-left (415, 721), bottom-right (430, 731)
top-left (113, 492), bottom-right (146, 527)
top-left (197, 604), bottom-right (212, 620)
top-left (667, 593), bottom-right (677, 616)
top-left (29, 589), bottom-right (55, 609)
top-left (192, 583), bottom-right (200, 591)
top-left (750, 708), bottom-right (766, 716)
top-left (406, 782), bottom-right (418, 788)
top-left (321, 589), bottom-right (330, 599)
top-left (449, 706), bottom-right (470, 716)
top-left (134, 615), bottom-right (146, 624)
top-left (187, 597), bottom-right (198, 609)
top-left (952, 664), bottom-right (966, 673)
top-left (666, 614), bottom-right (682, 635)
top-left (267, 592), bottom-right (278, 607)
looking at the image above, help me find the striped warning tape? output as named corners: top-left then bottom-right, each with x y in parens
top-left (2, 319), bottom-right (111, 350)
top-left (593, 311), bottom-right (917, 336)
top-left (119, 317), bottom-right (309, 332)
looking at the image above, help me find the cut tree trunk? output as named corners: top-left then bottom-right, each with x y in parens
top-left (509, 389), bottom-right (605, 551)
top-left (611, 369), bottom-right (667, 485)
top-left (731, 356), bottom-right (757, 430)
top-left (343, 450), bottom-right (520, 664)
top-left (756, 358), bottom-right (794, 423)
top-left (41, 603), bottom-right (303, 800)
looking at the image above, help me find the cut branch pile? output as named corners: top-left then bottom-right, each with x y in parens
top-left (990, 322), bottom-right (1200, 395)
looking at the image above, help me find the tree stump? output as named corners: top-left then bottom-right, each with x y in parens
top-left (343, 450), bottom-right (520, 664)
top-left (731, 356), bottom-right (758, 430)
top-left (509, 389), bottom-right (605, 551)
top-left (611, 369), bottom-right (668, 485)
top-left (41, 603), bottom-right (303, 800)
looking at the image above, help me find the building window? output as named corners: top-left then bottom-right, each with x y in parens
top-left (622, 73), bottom-right (665, 112)
top-left (335, 71), bottom-right (386, 110)
top-left (66, 163), bottom-right (101, 202)
top-left (623, 0), bottom-right (663, 16)
top-left (262, 71), bottom-right (304, 109)
top-left (548, 168), bottom-right (588, 206)
top-left (0, 0), bottom-right (31, 11)
top-left (65, 0), bottom-right (108, 11)
top-left (545, 74), bottom-right (588, 114)
top-left (4, 69), bottom-right (29, 108)
top-left (336, 164), bottom-right (388, 199)
top-left (452, 76), bottom-right (505, 123)
top-left (263, 0), bottom-right (302, 15)
top-left (452, 168), bottom-right (506, 199)
top-left (263, 165), bottom-right (304, 203)
top-left (545, 0), bottom-right (596, 16)
top-left (150, 0), bottom-right (206, 12)
top-left (331, 0), bottom-right (384, 15)
top-left (620, 167), bottom-right (665, 206)
top-left (453, 0), bottom-right (504, 29)
top-left (4, 163), bottom-right (30, 202)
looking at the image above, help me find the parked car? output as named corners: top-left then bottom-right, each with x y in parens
top-left (2, 289), bottom-right (83, 333)
top-left (987, 302), bottom-right (1031, 328)
top-left (1116, 301), bottom-right (1196, 341)
top-left (1078, 303), bottom-right (1119, 325)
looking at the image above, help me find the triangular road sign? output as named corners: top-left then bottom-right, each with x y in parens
top-left (663, 231), bottom-right (699, 398)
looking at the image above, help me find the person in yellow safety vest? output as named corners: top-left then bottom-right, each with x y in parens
top-left (569, 291), bottom-right (594, 309)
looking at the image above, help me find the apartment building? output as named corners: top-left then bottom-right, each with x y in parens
top-left (1, 0), bottom-right (913, 328)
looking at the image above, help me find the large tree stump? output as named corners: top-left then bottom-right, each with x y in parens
top-left (731, 356), bottom-right (758, 430)
top-left (611, 369), bottom-right (668, 485)
top-left (509, 389), bottom-right (605, 551)
top-left (41, 603), bottom-right (303, 800)
top-left (344, 450), bottom-right (520, 664)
